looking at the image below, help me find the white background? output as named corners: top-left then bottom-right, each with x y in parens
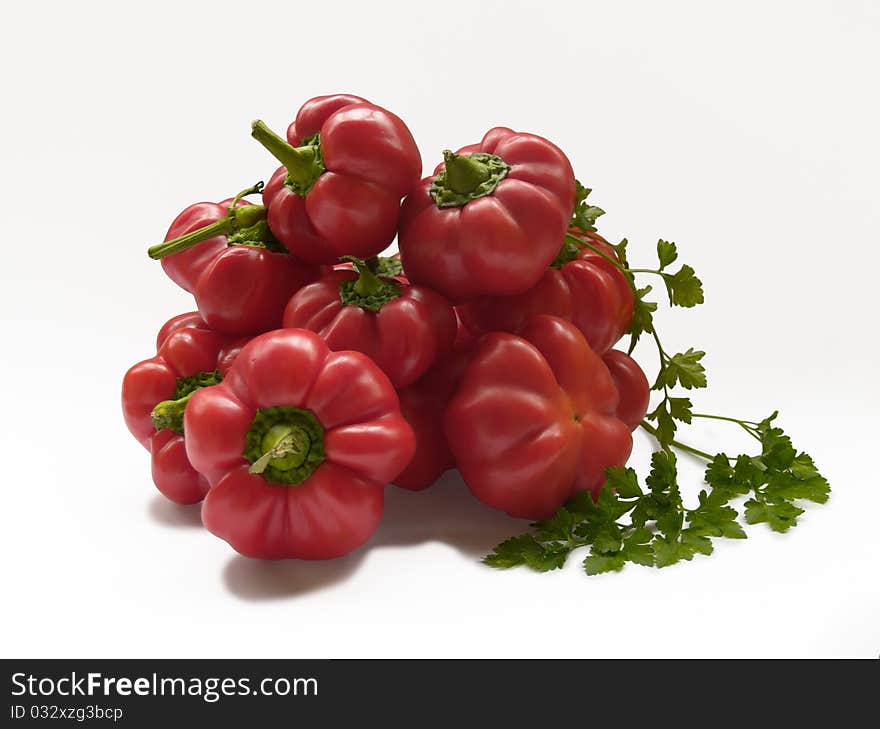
top-left (2, 0), bottom-right (878, 658)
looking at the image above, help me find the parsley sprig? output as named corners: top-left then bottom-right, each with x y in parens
top-left (571, 181), bottom-right (606, 232)
top-left (484, 185), bottom-right (830, 575)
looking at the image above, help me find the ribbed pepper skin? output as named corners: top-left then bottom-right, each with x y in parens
top-left (122, 313), bottom-right (248, 504)
top-left (184, 329), bottom-right (416, 559)
top-left (399, 127), bottom-right (576, 303)
top-left (445, 316), bottom-right (633, 520)
top-left (262, 94), bottom-right (422, 265)
top-left (457, 230), bottom-right (634, 355)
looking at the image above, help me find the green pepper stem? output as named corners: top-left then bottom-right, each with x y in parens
top-left (151, 391), bottom-right (197, 434)
top-left (244, 406), bottom-right (325, 485)
top-left (251, 120), bottom-right (323, 190)
top-left (147, 183), bottom-right (267, 260)
top-left (340, 256), bottom-right (385, 297)
top-left (249, 430), bottom-right (307, 475)
top-left (442, 150), bottom-right (492, 194)
top-left (148, 216), bottom-right (234, 259)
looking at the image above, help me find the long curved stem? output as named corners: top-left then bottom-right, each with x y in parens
top-left (251, 120), bottom-right (323, 189)
top-left (147, 182), bottom-right (266, 259)
top-left (691, 413), bottom-right (761, 440)
top-left (639, 421), bottom-right (714, 461)
top-left (691, 413), bottom-right (759, 427)
top-left (565, 233), bottom-right (632, 285)
top-left (148, 216), bottom-right (234, 259)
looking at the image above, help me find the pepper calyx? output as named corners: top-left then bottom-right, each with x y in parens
top-left (338, 256), bottom-right (402, 312)
top-left (244, 406), bottom-right (325, 485)
top-left (226, 219), bottom-right (287, 253)
top-left (430, 150), bottom-right (510, 208)
top-left (147, 182), bottom-right (273, 260)
top-left (150, 370), bottom-right (223, 435)
top-left (251, 120), bottom-right (325, 197)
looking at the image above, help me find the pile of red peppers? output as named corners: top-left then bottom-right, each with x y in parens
top-left (122, 94), bottom-right (652, 560)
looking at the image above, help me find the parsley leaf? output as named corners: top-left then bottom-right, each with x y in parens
top-left (656, 239), bottom-right (678, 269)
top-left (704, 454), bottom-right (751, 497)
top-left (687, 490), bottom-right (746, 539)
top-left (532, 507), bottom-right (576, 542)
top-left (647, 402), bottom-right (677, 447)
top-left (668, 397), bottom-right (693, 423)
top-left (653, 534), bottom-right (701, 567)
top-left (483, 535), bottom-right (542, 569)
top-left (483, 534), bottom-right (568, 571)
top-left (663, 264), bottom-right (704, 307)
top-left (583, 550), bottom-right (626, 575)
top-left (483, 225), bottom-right (829, 578)
top-left (757, 414), bottom-right (797, 470)
top-left (570, 181), bottom-right (605, 232)
top-left (626, 285), bottom-right (657, 351)
top-left (621, 528), bottom-right (655, 567)
top-left (653, 349), bottom-right (707, 390)
top-left (605, 466), bottom-right (642, 497)
top-left (485, 413), bottom-right (829, 576)
top-left (611, 238), bottom-right (630, 268)
top-left (743, 499), bottom-right (804, 533)
top-left (764, 470), bottom-right (830, 504)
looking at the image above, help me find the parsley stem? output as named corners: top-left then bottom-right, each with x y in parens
top-left (639, 421), bottom-right (714, 461)
top-left (565, 233), bottom-right (629, 276)
top-left (690, 413), bottom-right (761, 439)
top-left (651, 328), bottom-right (668, 360)
top-left (691, 413), bottom-right (758, 426)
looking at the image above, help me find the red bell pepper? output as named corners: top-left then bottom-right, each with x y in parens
top-left (183, 329), bottom-right (416, 559)
top-left (456, 229), bottom-right (634, 354)
top-left (282, 257), bottom-right (456, 388)
top-left (155, 311), bottom-right (204, 349)
top-left (147, 184), bottom-right (318, 336)
top-left (445, 315), bottom-right (633, 519)
top-left (602, 349), bottom-right (650, 431)
top-left (121, 312), bottom-right (247, 504)
top-left (251, 94), bottom-right (422, 265)
top-left (398, 126), bottom-right (576, 302)
top-left (394, 344), bottom-right (474, 491)
top-left (453, 309), bottom-right (478, 348)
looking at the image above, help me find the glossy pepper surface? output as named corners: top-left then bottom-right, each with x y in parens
top-left (398, 126), bottom-right (576, 302)
top-left (394, 344), bottom-right (474, 491)
top-left (457, 229), bottom-right (634, 354)
top-left (184, 329), bottom-right (416, 559)
top-left (445, 315), bottom-right (633, 520)
top-left (282, 257), bottom-right (456, 388)
top-left (602, 349), bottom-right (650, 431)
top-left (121, 312), bottom-right (247, 504)
top-left (252, 94), bottom-right (422, 265)
top-left (148, 185), bottom-right (318, 336)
